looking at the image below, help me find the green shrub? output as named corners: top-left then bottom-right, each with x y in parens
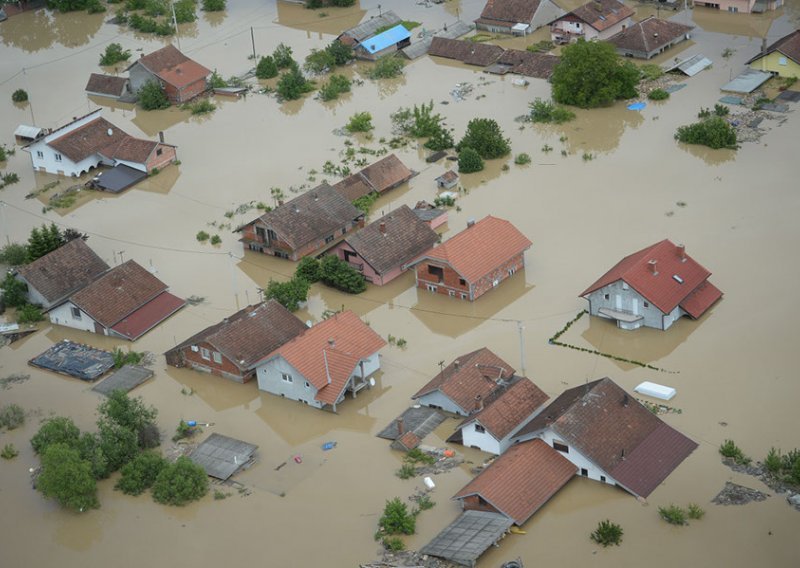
top-left (346, 111), bottom-right (373, 133)
top-left (37, 443), bottom-right (99, 512)
top-left (295, 257), bottom-right (321, 283)
top-left (273, 43), bottom-right (294, 69)
top-left (172, 419), bottom-right (195, 442)
top-left (319, 74), bottom-right (351, 101)
top-left (210, 234), bottom-right (221, 245)
top-left (458, 147), bottom-right (484, 173)
top-left (263, 277), bottom-right (310, 311)
top-left (17, 304), bottom-right (44, 324)
top-left (202, 0), bottom-right (225, 10)
top-left (1, 443), bottom-right (19, 459)
top-left (112, 348), bottom-right (144, 369)
top-left (456, 118), bottom-right (510, 159)
top-left (276, 63), bottom-right (315, 101)
top-left (196, 231), bottom-right (210, 242)
top-left (405, 448), bottom-right (435, 465)
top-left (115, 451), bottom-right (168, 495)
top-left (527, 40), bottom-right (554, 53)
top-left (529, 98), bottom-right (576, 124)
top-left (396, 462), bottom-right (415, 479)
top-left (152, 456), bottom-right (209, 506)
top-left (173, 0), bottom-right (196, 23)
top-left (0, 403), bottom-right (25, 430)
top-left (424, 127), bottom-right (454, 151)
top-left (352, 192), bottom-right (378, 214)
top-left (433, 195), bottom-right (455, 208)
top-left (1, 273), bottom-right (28, 307)
top-left (639, 63), bottom-right (663, 81)
top-left (590, 519), bottom-right (623, 547)
top-left (256, 56), bottom-right (279, 79)
top-left (184, 99), bottom-right (216, 115)
top-left (648, 89), bottom-right (669, 101)
top-left (417, 494), bottom-right (435, 511)
top-left (97, 390), bottom-right (159, 449)
top-left (379, 498), bottom-right (416, 535)
top-left (97, 422), bottom-right (139, 474)
top-left (12, 89), bottom-right (28, 103)
top-left (718, 439), bottom-right (750, 465)
top-left (764, 447), bottom-right (782, 474)
top-left (687, 503), bottom-right (705, 520)
top-left (382, 537), bottom-right (405, 551)
top-left (100, 43), bottom-right (131, 66)
top-left (675, 117), bottom-right (737, 150)
top-left (514, 153), bottom-right (531, 165)
top-left (319, 254), bottom-right (366, 293)
top-left (138, 80), bottom-right (170, 110)
top-left (304, 48), bottom-right (336, 74)
top-left (658, 504), bottom-right (687, 526)
top-left (86, 0), bottom-right (105, 13)
top-left (31, 416), bottom-right (81, 454)
top-left (326, 39), bottom-right (353, 65)
top-left (367, 55), bottom-right (404, 80)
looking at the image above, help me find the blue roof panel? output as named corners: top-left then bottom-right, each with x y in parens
top-left (363, 25), bottom-right (410, 54)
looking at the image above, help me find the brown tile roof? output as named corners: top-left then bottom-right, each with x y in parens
top-left (607, 17), bottom-right (693, 54)
top-left (453, 439), bottom-right (576, 525)
top-left (263, 311), bottom-right (386, 406)
top-left (85, 73), bottom-right (128, 97)
top-left (746, 29), bottom-right (800, 66)
top-left (70, 260), bottom-right (169, 328)
top-left (109, 291), bottom-right (185, 340)
top-left (477, 0), bottom-right (543, 26)
top-left (436, 170), bottom-right (459, 183)
top-left (167, 300), bottom-right (308, 372)
top-left (514, 377), bottom-right (698, 498)
top-left (359, 154), bottom-right (414, 193)
top-left (131, 44), bottom-right (210, 89)
top-left (250, 183), bottom-right (363, 251)
top-left (461, 378), bottom-right (549, 439)
top-left (16, 239), bottom-right (109, 306)
top-left (345, 205), bottom-right (439, 276)
top-left (496, 49), bottom-right (560, 78)
top-left (47, 116), bottom-right (158, 164)
top-left (569, 0), bottom-right (634, 32)
top-left (413, 348), bottom-right (515, 414)
top-left (112, 136), bottom-right (159, 163)
top-left (429, 37), bottom-right (504, 66)
top-left (331, 174), bottom-right (374, 202)
top-left (580, 239), bottom-right (722, 318)
top-left (414, 216), bottom-right (532, 283)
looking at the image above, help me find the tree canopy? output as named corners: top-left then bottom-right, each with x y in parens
top-left (138, 80), bottom-right (170, 110)
top-left (456, 118), bottom-right (510, 160)
top-left (152, 456), bottom-right (209, 506)
top-left (37, 443), bottom-right (100, 511)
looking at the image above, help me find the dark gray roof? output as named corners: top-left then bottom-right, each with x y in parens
top-left (29, 340), bottom-right (115, 381)
top-left (189, 433), bottom-right (258, 480)
top-left (93, 164), bottom-right (147, 193)
top-left (376, 406), bottom-right (446, 440)
top-left (340, 11), bottom-right (401, 42)
top-left (421, 510), bottom-right (513, 566)
top-left (92, 364), bottom-right (154, 395)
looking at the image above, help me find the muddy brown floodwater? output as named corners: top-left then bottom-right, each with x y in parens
top-left (1, 1), bottom-right (799, 566)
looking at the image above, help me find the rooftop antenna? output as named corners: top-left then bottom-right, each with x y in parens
top-left (171, 1), bottom-right (181, 51)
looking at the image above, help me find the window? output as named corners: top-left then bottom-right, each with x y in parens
top-left (428, 265), bottom-right (444, 281)
top-left (324, 235), bottom-right (334, 244)
top-left (449, 290), bottom-right (455, 297)
top-left (267, 229), bottom-right (277, 241)
top-left (256, 227), bottom-right (267, 241)
top-left (71, 307), bottom-right (82, 320)
top-left (553, 441), bottom-right (569, 453)
top-left (460, 293), bottom-right (467, 300)
top-left (508, 267), bottom-right (516, 276)
top-left (304, 381), bottom-right (310, 389)
top-left (426, 284), bottom-right (437, 292)
top-left (478, 496), bottom-right (489, 506)
top-left (474, 424), bottom-right (485, 433)
top-left (54, 153), bottom-right (62, 162)
top-left (581, 468), bottom-right (588, 477)
top-left (36, 150), bottom-right (44, 159)
top-left (344, 250), bottom-right (357, 262)
top-left (779, 57), bottom-right (787, 66)
top-left (644, 302), bottom-right (649, 308)
top-left (459, 278), bottom-right (466, 286)
top-left (600, 475), bottom-right (606, 483)
top-left (275, 251), bottom-right (289, 259)
top-left (212, 351), bottom-right (222, 364)
top-left (200, 347), bottom-right (210, 360)
top-left (156, 148), bottom-right (163, 156)
top-left (622, 282), bottom-right (629, 290)
top-left (604, 293), bottom-right (609, 300)
top-left (281, 373), bottom-right (293, 383)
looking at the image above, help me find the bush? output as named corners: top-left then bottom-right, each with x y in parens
top-left (184, 99), bottom-right (216, 115)
top-left (12, 89), bottom-right (28, 103)
top-left (529, 98), bottom-right (575, 124)
top-left (112, 348), bottom-right (144, 369)
top-left (115, 451), bottom-right (168, 495)
top-left (256, 56), bottom-right (279, 79)
top-left (210, 234), bottom-right (222, 245)
top-left (17, 304), bottom-right (44, 324)
top-left (318, 74), bottom-right (351, 101)
top-left (379, 498), bottom-right (416, 535)
top-left (1, 273), bottom-right (28, 307)
top-left (367, 55), bottom-right (404, 80)
top-left (382, 537), bottom-right (405, 551)
top-left (37, 443), bottom-right (99, 512)
top-left (31, 416), bottom-right (81, 454)
top-left (295, 256), bottom-right (321, 283)
top-left (326, 40), bottom-right (353, 65)
top-left (196, 230), bottom-right (210, 242)
top-left (590, 519), bottom-right (623, 547)
top-left (304, 48), bottom-right (336, 74)
top-left (675, 117), bottom-right (737, 150)
top-left (172, 419), bottom-right (195, 442)
top-left (152, 456), bottom-right (209, 506)
top-left (263, 277), bottom-right (310, 311)
top-left (0, 243), bottom-right (29, 267)
top-left (202, 0), bottom-right (225, 10)
top-left (424, 127), bottom-right (454, 151)
top-left (352, 192), bottom-right (378, 214)
top-left (718, 439), bottom-right (750, 465)
top-left (0, 403), bottom-right (25, 430)
top-left (687, 503), bottom-right (705, 520)
top-left (658, 504), bottom-right (687, 526)
top-left (173, 0), bottom-right (196, 23)
top-left (405, 448), bottom-right (435, 465)
top-left (639, 63), bottom-right (663, 81)
top-left (764, 447), bottom-right (782, 474)
top-left (273, 43), bottom-right (294, 69)
top-left (396, 462), bottom-right (416, 479)
top-left (648, 88), bottom-right (669, 101)
top-left (1, 443), bottom-right (19, 459)
top-left (417, 494), bottom-right (435, 510)
top-left (319, 254), bottom-right (366, 293)
top-left (276, 63), bottom-right (315, 101)
top-left (515, 153), bottom-right (531, 165)
top-left (86, 0), bottom-right (105, 13)
top-left (458, 147), bottom-right (484, 173)
top-left (456, 118), bottom-right (510, 159)
top-left (97, 390), bottom-right (159, 448)
top-left (346, 112), bottom-right (373, 133)
top-left (100, 43), bottom-right (131, 66)
top-left (138, 80), bottom-right (170, 110)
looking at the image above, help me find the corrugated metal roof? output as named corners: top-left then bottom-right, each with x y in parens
top-left (341, 10), bottom-right (401, 42)
top-left (665, 54), bottom-right (712, 76)
top-left (721, 69), bottom-right (773, 94)
top-left (14, 124), bottom-right (45, 139)
top-left (421, 510), bottom-right (512, 566)
top-left (362, 25), bottom-right (410, 54)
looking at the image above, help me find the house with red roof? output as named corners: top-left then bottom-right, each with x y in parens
top-left (412, 348), bottom-right (516, 416)
top-left (126, 44), bottom-right (210, 104)
top-left (550, 0), bottom-right (635, 44)
top-left (406, 216), bottom-right (531, 301)
top-left (254, 311), bottom-right (386, 411)
top-left (164, 300), bottom-right (308, 383)
top-left (48, 260), bottom-right (185, 341)
top-left (450, 377), bottom-right (549, 454)
top-left (512, 377), bottom-right (698, 499)
top-left (581, 239), bottom-right (722, 331)
top-left (475, 0), bottom-right (565, 36)
top-left (24, 109), bottom-right (176, 177)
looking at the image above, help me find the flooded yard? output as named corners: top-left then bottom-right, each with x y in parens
top-left (1, 1), bottom-right (799, 566)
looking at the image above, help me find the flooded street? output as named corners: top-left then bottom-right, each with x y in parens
top-left (1, 0), bottom-right (799, 566)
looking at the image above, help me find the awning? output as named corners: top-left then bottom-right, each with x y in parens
top-left (14, 124), bottom-right (45, 140)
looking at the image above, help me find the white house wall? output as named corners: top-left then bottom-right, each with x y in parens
top-left (256, 356), bottom-right (323, 409)
top-left (532, 1), bottom-right (565, 30)
top-left (461, 422), bottom-right (502, 455)
top-left (586, 280), bottom-right (669, 330)
top-left (114, 158), bottom-right (148, 173)
top-left (28, 141), bottom-right (102, 176)
top-left (16, 276), bottom-right (53, 310)
top-left (416, 390), bottom-right (467, 415)
top-left (49, 302), bottom-right (98, 334)
top-left (355, 352), bottom-right (381, 378)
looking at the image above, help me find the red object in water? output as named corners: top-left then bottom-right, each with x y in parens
top-left (293, 455), bottom-right (302, 464)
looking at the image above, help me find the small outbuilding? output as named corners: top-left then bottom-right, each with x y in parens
top-left (190, 433), bottom-right (258, 480)
top-left (607, 17), bottom-right (694, 60)
top-left (435, 170), bottom-right (459, 189)
top-left (746, 29), bottom-right (800, 78)
top-left (354, 24), bottom-right (411, 60)
top-left (85, 73), bottom-right (131, 99)
top-left (29, 340), bottom-right (115, 381)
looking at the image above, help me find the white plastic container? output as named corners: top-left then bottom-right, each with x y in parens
top-left (423, 477), bottom-right (435, 490)
top-left (634, 381), bottom-right (677, 401)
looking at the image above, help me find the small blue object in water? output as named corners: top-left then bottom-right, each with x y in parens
top-left (187, 420), bottom-right (197, 427)
top-left (322, 441), bottom-right (337, 451)
top-left (627, 102), bottom-right (646, 111)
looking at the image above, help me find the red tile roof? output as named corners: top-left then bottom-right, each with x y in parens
top-left (393, 431), bottom-right (422, 451)
top-left (110, 291), bottom-right (185, 340)
top-left (496, 49), bottom-right (560, 79)
top-left (568, 0), bottom-right (634, 32)
top-left (359, 154), bottom-right (414, 193)
top-left (132, 45), bottom-right (210, 89)
top-left (746, 29), bottom-right (800, 66)
top-left (477, 0), bottom-right (543, 26)
top-left (461, 378), bottom-right (549, 439)
top-left (428, 37), bottom-right (505, 66)
top-left (47, 116), bottom-right (159, 165)
top-left (413, 348), bottom-right (515, 414)
top-left (413, 216), bottom-right (531, 283)
top-left (17, 239), bottom-right (109, 306)
top-left (606, 17), bottom-right (693, 54)
top-left (581, 239), bottom-right (722, 318)
top-left (453, 439), bottom-right (576, 525)
top-left (70, 260), bottom-right (172, 328)
top-left (263, 311), bottom-right (386, 406)
top-left (515, 378), bottom-right (698, 498)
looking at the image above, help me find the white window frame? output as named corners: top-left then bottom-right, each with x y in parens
top-left (70, 306), bottom-right (82, 320)
top-left (282, 373), bottom-right (293, 383)
top-left (212, 351), bottom-right (222, 364)
top-left (426, 284), bottom-right (437, 292)
top-left (200, 347), bottom-right (210, 361)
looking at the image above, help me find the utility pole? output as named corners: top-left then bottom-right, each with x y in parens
top-left (171, 1), bottom-right (181, 51)
top-left (251, 27), bottom-right (257, 62)
top-left (0, 201), bottom-right (9, 245)
top-left (517, 321), bottom-right (526, 377)
top-left (228, 252), bottom-right (240, 310)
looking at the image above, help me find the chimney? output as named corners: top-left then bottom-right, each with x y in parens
top-left (647, 259), bottom-right (658, 275)
top-left (158, 131), bottom-right (165, 143)
top-left (313, 193), bottom-right (319, 201)
top-left (621, 448), bottom-right (626, 461)
top-left (653, 33), bottom-right (659, 38)
top-left (379, 221), bottom-right (386, 235)
top-left (293, 205), bottom-right (299, 213)
top-left (396, 417), bottom-right (405, 436)
top-left (466, 219), bottom-right (475, 228)
top-left (474, 395), bottom-right (484, 413)
top-left (677, 243), bottom-right (686, 262)
top-left (454, 359), bottom-right (460, 370)
top-left (622, 393), bottom-right (629, 407)
top-left (328, 337), bottom-right (335, 348)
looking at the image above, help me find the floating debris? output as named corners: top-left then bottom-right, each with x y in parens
top-left (712, 482), bottom-right (768, 506)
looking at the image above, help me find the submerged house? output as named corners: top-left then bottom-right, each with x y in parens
top-left (164, 300), bottom-right (308, 383)
top-left (406, 216), bottom-right (531, 301)
top-left (427, 37), bottom-right (505, 67)
top-left (581, 239), bottom-right (723, 331)
top-left (412, 201), bottom-right (448, 230)
top-left (606, 16), bottom-right (693, 60)
top-left (126, 44), bottom-right (210, 104)
top-left (692, 0), bottom-right (783, 14)
top-left (331, 153), bottom-right (415, 202)
top-left (329, 205), bottom-right (439, 286)
top-left (255, 311), bottom-right (386, 412)
top-left (49, 260), bottom-right (185, 341)
top-left (512, 377), bottom-right (698, 499)
top-left (550, 0), bottom-right (635, 44)
top-left (338, 10), bottom-right (402, 49)
top-left (412, 347), bottom-right (516, 416)
top-left (14, 239), bottom-right (109, 311)
top-left (85, 73), bottom-right (131, 99)
top-left (23, 109), bottom-right (177, 177)
top-left (238, 183), bottom-right (364, 260)
top-left (746, 29), bottom-right (800, 78)
top-left (354, 24), bottom-right (411, 60)
top-left (475, 0), bottom-right (565, 36)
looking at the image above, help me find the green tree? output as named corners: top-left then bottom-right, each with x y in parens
top-left (551, 40), bottom-right (639, 108)
top-left (424, 127), bottom-right (454, 151)
top-left (31, 416), bottom-right (81, 454)
top-left (319, 254), bottom-right (366, 293)
top-left (456, 118), bottom-right (510, 159)
top-left (276, 63), bottom-right (315, 101)
top-left (37, 443), bottom-right (99, 512)
top-left (529, 98), bottom-right (575, 124)
top-left (202, 0), bottom-right (226, 10)
top-left (318, 74), bottom-right (351, 101)
top-left (675, 116), bottom-right (737, 150)
top-left (367, 55), bottom-right (404, 79)
top-left (17, 304), bottom-right (44, 324)
top-left (27, 223), bottom-right (64, 261)
top-left (152, 456), bottom-right (209, 505)
top-left (378, 497), bottom-right (416, 535)
top-left (304, 48), bottom-right (336, 74)
top-left (263, 277), bottom-right (310, 311)
top-left (272, 43), bottom-right (294, 69)
top-left (97, 390), bottom-right (159, 448)
top-left (116, 451), bottom-right (168, 495)
top-left (326, 40), bottom-right (353, 66)
top-left (75, 432), bottom-right (109, 480)
top-left (457, 147), bottom-right (484, 174)
top-left (173, 0), bottom-right (196, 23)
top-left (99, 43), bottom-right (131, 66)
top-left (138, 80), bottom-right (170, 110)
top-left (295, 257), bottom-right (321, 283)
top-left (346, 112), bottom-right (373, 133)
top-left (11, 89), bottom-right (29, 103)
top-left (1, 273), bottom-right (28, 308)
top-left (97, 422), bottom-right (139, 473)
top-left (329, 0), bottom-right (355, 6)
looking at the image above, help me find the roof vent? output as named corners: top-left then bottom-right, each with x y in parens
top-left (293, 205), bottom-right (300, 213)
top-left (672, 275), bottom-right (684, 284)
top-left (107, 128), bottom-right (113, 136)
top-left (379, 221), bottom-right (386, 235)
top-left (454, 359), bottom-right (460, 370)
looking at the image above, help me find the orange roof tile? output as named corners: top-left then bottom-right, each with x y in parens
top-left (132, 45), bottom-right (210, 89)
top-left (461, 378), bottom-right (549, 439)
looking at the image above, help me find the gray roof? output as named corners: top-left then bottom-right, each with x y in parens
top-left (340, 11), bottom-right (401, 42)
top-left (376, 406), bottom-right (446, 440)
top-left (94, 164), bottom-right (147, 193)
top-left (189, 433), bottom-right (258, 480)
top-left (665, 54), bottom-right (712, 76)
top-left (721, 69), bottom-right (773, 94)
top-left (92, 364), bottom-right (154, 396)
top-left (421, 510), bottom-right (513, 566)
top-left (29, 340), bottom-right (115, 381)
top-left (401, 21), bottom-right (473, 60)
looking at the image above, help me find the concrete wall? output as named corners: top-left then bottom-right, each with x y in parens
top-left (749, 51), bottom-right (800, 78)
top-left (256, 356), bottom-right (323, 408)
top-left (461, 422), bottom-right (502, 455)
top-left (129, 62), bottom-right (157, 93)
top-left (355, 351), bottom-right (381, 378)
top-left (516, 428), bottom-right (617, 486)
top-left (416, 390), bottom-right (467, 415)
top-left (49, 301), bottom-right (98, 334)
top-left (585, 280), bottom-right (689, 331)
